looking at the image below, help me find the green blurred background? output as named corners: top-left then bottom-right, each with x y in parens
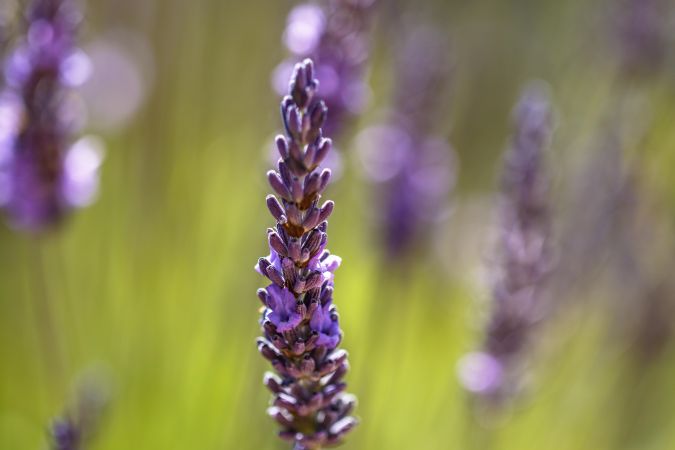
top-left (2, 0), bottom-right (675, 449)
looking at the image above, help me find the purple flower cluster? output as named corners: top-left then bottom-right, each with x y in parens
top-left (50, 374), bottom-right (108, 450)
top-left (256, 59), bottom-right (356, 450)
top-left (615, 0), bottom-right (666, 77)
top-left (0, 0), bottom-right (102, 232)
top-left (273, 0), bottom-right (377, 137)
top-left (358, 26), bottom-right (455, 259)
top-left (51, 417), bottom-right (82, 450)
top-left (459, 85), bottom-right (554, 403)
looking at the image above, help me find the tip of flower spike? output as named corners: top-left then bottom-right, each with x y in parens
top-left (300, 58), bottom-right (314, 82)
top-left (513, 81), bottom-right (553, 143)
top-left (289, 59), bottom-right (318, 108)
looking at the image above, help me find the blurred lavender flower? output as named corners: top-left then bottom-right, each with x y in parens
top-left (618, 191), bottom-right (675, 365)
top-left (358, 26), bottom-right (456, 259)
top-left (459, 84), bottom-right (554, 404)
top-left (0, 0), bottom-right (102, 232)
top-left (80, 29), bottom-right (153, 133)
top-left (51, 419), bottom-right (81, 450)
top-left (590, 155), bottom-right (675, 364)
top-left (552, 105), bottom-right (675, 364)
top-left (256, 59), bottom-right (356, 450)
top-left (273, 0), bottom-right (377, 138)
top-left (50, 372), bottom-right (109, 450)
top-left (555, 132), bottom-right (634, 298)
top-left (615, 0), bottom-right (667, 77)
top-left (629, 277), bottom-right (675, 363)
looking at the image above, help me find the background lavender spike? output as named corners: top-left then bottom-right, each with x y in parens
top-left (390, 25), bottom-right (453, 138)
top-left (0, 0), bottom-right (102, 232)
top-left (273, 0), bottom-right (377, 138)
top-left (552, 128), bottom-right (637, 306)
top-left (50, 373), bottom-right (109, 450)
top-left (614, 0), bottom-right (667, 78)
top-left (358, 24), bottom-right (456, 259)
top-left (458, 84), bottom-right (554, 405)
top-left (615, 176), bottom-right (675, 365)
top-left (51, 418), bottom-right (81, 450)
top-left (256, 58), bottom-right (356, 450)
top-left (579, 147), bottom-right (675, 365)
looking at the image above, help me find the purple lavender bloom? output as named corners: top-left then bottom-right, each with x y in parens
top-left (50, 373), bottom-right (108, 450)
top-left (257, 59), bottom-right (356, 450)
top-left (457, 352), bottom-right (504, 395)
top-left (615, 0), bottom-right (667, 77)
top-left (273, 0), bottom-right (377, 138)
top-left (266, 284), bottom-right (304, 332)
top-left (310, 300), bottom-right (341, 350)
top-left (358, 26), bottom-right (456, 259)
top-left (459, 84), bottom-right (554, 405)
top-left (0, 0), bottom-right (102, 232)
top-left (630, 277), bottom-right (675, 364)
top-left (51, 417), bottom-right (82, 450)
top-left (307, 249), bottom-right (341, 283)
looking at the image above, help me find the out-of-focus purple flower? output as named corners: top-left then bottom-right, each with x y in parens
top-left (256, 59), bottom-right (356, 450)
top-left (554, 131), bottom-right (631, 300)
top-left (0, 0), bottom-right (102, 232)
top-left (615, 0), bottom-right (667, 77)
top-left (61, 135), bottom-right (104, 207)
top-left (570, 139), bottom-right (675, 364)
top-left (51, 417), bottom-right (82, 450)
top-left (80, 30), bottom-right (153, 132)
top-left (613, 179), bottom-right (675, 364)
top-left (457, 352), bottom-right (504, 394)
top-left (273, 0), bottom-right (377, 137)
top-left (628, 276), bottom-right (675, 363)
top-left (459, 84), bottom-right (554, 405)
top-left (50, 371), bottom-right (109, 450)
top-left (357, 26), bottom-right (456, 259)
top-left (390, 26), bottom-right (454, 137)
top-left (283, 4), bottom-right (326, 55)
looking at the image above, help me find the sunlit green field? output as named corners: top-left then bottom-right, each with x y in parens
top-left (2, 0), bottom-right (675, 449)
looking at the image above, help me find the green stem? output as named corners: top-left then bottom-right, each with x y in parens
top-left (30, 237), bottom-right (66, 387)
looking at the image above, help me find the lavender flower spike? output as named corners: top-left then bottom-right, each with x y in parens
top-left (0, 0), bottom-right (102, 231)
top-left (359, 25), bottom-right (456, 259)
top-left (256, 59), bottom-right (356, 450)
top-left (615, 0), bottom-right (666, 77)
top-left (459, 84), bottom-right (554, 404)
